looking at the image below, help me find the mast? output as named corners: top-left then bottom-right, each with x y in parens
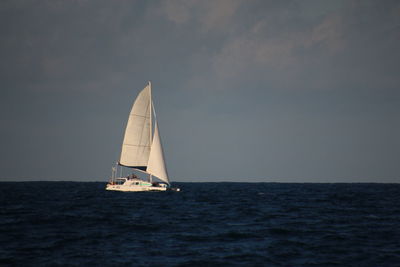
top-left (148, 81), bottom-right (153, 183)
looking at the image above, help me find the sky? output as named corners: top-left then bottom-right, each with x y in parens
top-left (0, 0), bottom-right (399, 182)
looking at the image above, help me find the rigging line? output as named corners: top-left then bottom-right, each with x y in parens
top-left (151, 100), bottom-right (157, 121)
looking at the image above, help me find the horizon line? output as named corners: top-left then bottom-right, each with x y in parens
top-left (0, 179), bottom-right (398, 184)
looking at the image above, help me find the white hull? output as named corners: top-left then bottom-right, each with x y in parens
top-left (106, 184), bottom-right (167, 192)
top-left (106, 178), bottom-right (168, 192)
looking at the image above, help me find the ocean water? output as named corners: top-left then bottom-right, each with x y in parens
top-left (0, 182), bottom-right (399, 266)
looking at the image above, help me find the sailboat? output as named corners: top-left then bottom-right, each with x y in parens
top-left (106, 81), bottom-right (179, 192)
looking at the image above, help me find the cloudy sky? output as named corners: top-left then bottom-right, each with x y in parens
top-left (1, 0), bottom-right (399, 182)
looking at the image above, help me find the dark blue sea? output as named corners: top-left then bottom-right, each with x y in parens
top-left (0, 182), bottom-right (399, 266)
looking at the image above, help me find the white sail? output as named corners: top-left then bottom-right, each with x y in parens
top-left (119, 84), bottom-right (151, 168)
top-left (147, 121), bottom-right (170, 184)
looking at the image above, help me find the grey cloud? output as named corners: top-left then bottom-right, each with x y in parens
top-left (202, 0), bottom-right (400, 93)
top-left (160, 0), bottom-right (242, 32)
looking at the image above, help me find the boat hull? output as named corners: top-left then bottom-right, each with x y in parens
top-left (106, 178), bottom-right (169, 192)
top-left (106, 184), bottom-right (167, 192)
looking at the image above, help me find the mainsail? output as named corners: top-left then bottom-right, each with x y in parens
top-left (119, 84), bottom-right (151, 169)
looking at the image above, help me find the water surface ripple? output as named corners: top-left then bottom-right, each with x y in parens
top-left (0, 182), bottom-right (399, 266)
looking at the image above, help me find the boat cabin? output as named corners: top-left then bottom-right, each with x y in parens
top-left (115, 178), bottom-right (127, 185)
